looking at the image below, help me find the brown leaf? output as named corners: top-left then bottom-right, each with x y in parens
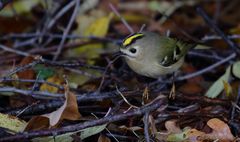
top-left (142, 87), bottom-right (149, 104)
top-left (98, 134), bottom-right (111, 142)
top-left (149, 115), bottom-right (157, 135)
top-left (186, 129), bottom-right (206, 142)
top-left (16, 56), bottom-right (35, 80)
top-left (25, 85), bottom-right (81, 130)
top-left (207, 118), bottom-right (234, 141)
top-left (186, 118), bottom-right (235, 142)
top-left (42, 85), bottom-right (81, 126)
top-left (24, 116), bottom-right (49, 131)
top-left (165, 120), bottom-right (181, 133)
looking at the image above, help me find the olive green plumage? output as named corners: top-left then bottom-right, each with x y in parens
top-left (120, 31), bottom-right (193, 78)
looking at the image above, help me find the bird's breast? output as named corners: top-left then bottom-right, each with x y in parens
top-left (124, 57), bottom-right (184, 78)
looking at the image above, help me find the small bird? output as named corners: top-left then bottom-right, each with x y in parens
top-left (120, 31), bottom-right (193, 78)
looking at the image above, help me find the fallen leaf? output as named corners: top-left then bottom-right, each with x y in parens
top-left (33, 64), bottom-right (55, 80)
top-left (142, 87), bottom-right (149, 104)
top-left (167, 130), bottom-right (189, 142)
top-left (205, 66), bottom-right (231, 98)
top-left (98, 134), bottom-right (111, 142)
top-left (186, 129), bottom-right (206, 142)
top-left (16, 56), bottom-right (35, 80)
top-left (186, 118), bottom-right (235, 142)
top-left (67, 12), bottom-right (113, 60)
top-left (43, 85), bottom-right (81, 126)
top-left (83, 13), bottom-right (113, 37)
top-left (25, 85), bottom-right (81, 130)
top-left (24, 116), bottom-right (49, 131)
top-left (32, 132), bottom-right (75, 142)
top-left (0, 113), bottom-right (27, 133)
top-left (207, 118), bottom-right (234, 141)
top-left (80, 124), bottom-right (107, 140)
top-left (232, 61), bottom-right (240, 79)
top-left (119, 125), bottom-right (143, 132)
top-left (223, 80), bottom-right (232, 97)
top-left (165, 120), bottom-right (182, 133)
top-left (0, 0), bottom-right (41, 17)
top-left (40, 76), bottom-right (63, 93)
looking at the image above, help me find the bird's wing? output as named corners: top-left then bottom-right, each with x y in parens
top-left (157, 37), bottom-right (193, 67)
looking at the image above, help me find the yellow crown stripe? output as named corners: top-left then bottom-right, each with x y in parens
top-left (123, 33), bottom-right (144, 46)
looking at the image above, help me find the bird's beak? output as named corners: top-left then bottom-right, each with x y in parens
top-left (113, 51), bottom-right (127, 57)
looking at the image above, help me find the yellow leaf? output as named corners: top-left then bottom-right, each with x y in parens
top-left (222, 80), bottom-right (232, 97)
top-left (83, 13), bottom-right (113, 37)
top-left (66, 13), bottom-right (113, 60)
top-left (0, 113), bottom-right (27, 132)
top-left (0, 0), bottom-right (41, 17)
top-left (40, 76), bottom-right (62, 93)
top-left (229, 25), bottom-right (240, 43)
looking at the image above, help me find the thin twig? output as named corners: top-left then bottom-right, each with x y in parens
top-left (143, 112), bottom-right (150, 142)
top-left (53, 0), bottom-right (80, 60)
top-left (109, 3), bottom-right (134, 34)
top-left (4, 57), bottom-right (107, 78)
top-left (177, 52), bottom-right (236, 81)
top-left (41, 58), bottom-right (106, 71)
top-left (0, 44), bottom-right (30, 57)
top-left (0, 33), bottom-right (120, 43)
top-left (97, 55), bottom-right (122, 92)
top-left (202, 34), bottom-right (240, 41)
top-left (0, 96), bottom-right (166, 141)
top-left (116, 86), bottom-right (138, 109)
top-left (0, 78), bottom-right (64, 90)
top-left (5, 88), bottom-right (137, 116)
top-left (197, 7), bottom-right (240, 54)
top-left (188, 50), bottom-right (224, 61)
top-left (230, 85), bottom-right (240, 121)
top-left (5, 58), bottom-right (41, 77)
top-left (0, 87), bottom-right (63, 98)
top-left (46, 1), bottom-right (75, 30)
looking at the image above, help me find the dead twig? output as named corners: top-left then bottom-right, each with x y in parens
top-left (143, 112), bottom-right (150, 142)
top-left (176, 52), bottom-right (236, 81)
top-left (0, 78), bottom-right (64, 90)
top-left (197, 7), bottom-right (240, 55)
top-left (0, 44), bottom-right (30, 57)
top-left (0, 87), bottom-right (63, 98)
top-left (53, 0), bottom-right (80, 61)
top-left (0, 96), bottom-right (166, 141)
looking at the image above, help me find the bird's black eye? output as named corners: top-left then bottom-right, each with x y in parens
top-left (129, 48), bottom-right (137, 53)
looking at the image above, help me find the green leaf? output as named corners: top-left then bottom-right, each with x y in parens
top-left (0, 0), bottom-right (41, 17)
top-left (0, 113), bottom-right (26, 133)
top-left (80, 124), bottom-right (107, 140)
top-left (34, 65), bottom-right (55, 80)
top-left (194, 44), bottom-right (212, 49)
top-left (205, 66), bottom-right (231, 98)
top-left (32, 132), bottom-right (74, 142)
top-left (32, 124), bottom-right (107, 142)
top-left (167, 130), bottom-right (189, 142)
top-left (232, 61), bottom-right (240, 79)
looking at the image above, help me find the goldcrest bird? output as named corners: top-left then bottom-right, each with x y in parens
top-left (120, 31), bottom-right (193, 78)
